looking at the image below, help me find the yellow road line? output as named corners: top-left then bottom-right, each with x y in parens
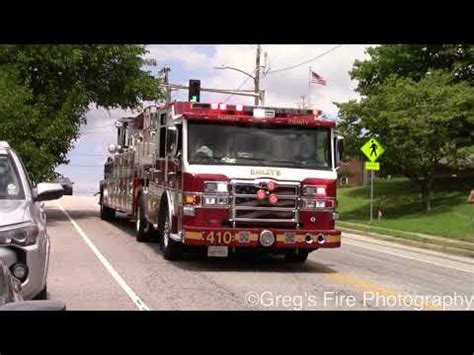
top-left (325, 272), bottom-right (443, 311)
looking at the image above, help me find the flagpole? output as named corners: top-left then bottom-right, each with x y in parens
top-left (308, 66), bottom-right (312, 109)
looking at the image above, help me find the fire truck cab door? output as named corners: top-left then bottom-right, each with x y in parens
top-left (165, 124), bottom-right (182, 188)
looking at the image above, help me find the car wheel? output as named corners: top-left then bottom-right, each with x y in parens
top-left (34, 284), bottom-right (48, 300)
top-left (158, 204), bottom-right (183, 261)
top-left (136, 196), bottom-right (152, 243)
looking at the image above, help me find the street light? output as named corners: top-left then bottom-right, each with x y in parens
top-left (214, 65), bottom-right (263, 105)
top-left (214, 66), bottom-right (256, 80)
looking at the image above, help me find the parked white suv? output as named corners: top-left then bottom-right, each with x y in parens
top-left (0, 141), bottom-right (63, 300)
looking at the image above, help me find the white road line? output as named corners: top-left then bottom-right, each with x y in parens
top-left (343, 239), bottom-right (474, 275)
top-left (56, 202), bottom-right (150, 310)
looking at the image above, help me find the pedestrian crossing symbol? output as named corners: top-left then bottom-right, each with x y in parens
top-left (361, 138), bottom-right (385, 162)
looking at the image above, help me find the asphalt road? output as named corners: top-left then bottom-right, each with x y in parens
top-left (44, 196), bottom-right (474, 310)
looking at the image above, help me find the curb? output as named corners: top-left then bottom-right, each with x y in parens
top-left (338, 226), bottom-right (474, 259)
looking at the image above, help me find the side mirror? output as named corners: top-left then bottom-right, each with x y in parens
top-left (34, 183), bottom-right (64, 202)
top-left (167, 126), bottom-right (178, 157)
top-left (334, 136), bottom-right (344, 167)
top-left (0, 300), bottom-right (66, 311)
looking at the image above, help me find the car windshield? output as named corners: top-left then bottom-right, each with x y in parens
top-left (187, 122), bottom-right (332, 169)
top-left (0, 154), bottom-right (25, 200)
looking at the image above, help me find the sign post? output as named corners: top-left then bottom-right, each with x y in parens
top-left (361, 138), bottom-right (385, 222)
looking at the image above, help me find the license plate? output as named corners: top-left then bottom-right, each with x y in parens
top-left (207, 246), bottom-right (229, 258)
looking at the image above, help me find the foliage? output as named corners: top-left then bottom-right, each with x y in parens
top-left (336, 45), bottom-right (474, 211)
top-left (0, 45), bottom-right (162, 181)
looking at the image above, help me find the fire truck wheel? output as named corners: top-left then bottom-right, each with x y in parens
top-left (159, 205), bottom-right (183, 260)
top-left (284, 250), bottom-right (309, 263)
top-left (100, 192), bottom-right (115, 220)
top-left (136, 196), bottom-right (152, 243)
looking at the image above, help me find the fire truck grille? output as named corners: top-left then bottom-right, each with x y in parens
top-left (235, 196), bottom-right (297, 208)
top-left (234, 210), bottom-right (295, 221)
top-left (230, 180), bottom-right (299, 224)
top-left (234, 184), bottom-right (297, 195)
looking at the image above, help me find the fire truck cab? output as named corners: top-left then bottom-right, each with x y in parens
top-left (99, 101), bottom-right (344, 262)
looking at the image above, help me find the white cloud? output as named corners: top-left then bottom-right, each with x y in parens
top-left (145, 45), bottom-right (211, 70)
top-left (144, 44), bottom-right (373, 114)
top-left (94, 144), bottom-right (108, 154)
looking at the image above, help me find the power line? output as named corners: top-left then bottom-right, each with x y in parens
top-left (222, 68), bottom-right (257, 103)
top-left (222, 77), bottom-right (252, 103)
top-left (266, 45), bottom-right (343, 75)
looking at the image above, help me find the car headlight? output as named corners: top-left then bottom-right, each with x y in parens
top-left (0, 225), bottom-right (39, 246)
top-left (204, 182), bottom-right (228, 193)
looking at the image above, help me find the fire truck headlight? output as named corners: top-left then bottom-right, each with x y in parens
top-left (204, 182), bottom-right (228, 193)
top-left (301, 199), bottom-right (326, 209)
top-left (203, 195), bottom-right (228, 206)
top-left (204, 196), bottom-right (217, 205)
top-left (302, 185), bottom-right (326, 196)
top-left (216, 196), bottom-right (228, 205)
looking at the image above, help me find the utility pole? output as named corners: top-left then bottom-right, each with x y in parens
top-left (160, 66), bottom-right (171, 103)
top-left (255, 45), bottom-right (261, 106)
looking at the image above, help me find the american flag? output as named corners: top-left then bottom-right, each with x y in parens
top-left (310, 71), bottom-right (327, 86)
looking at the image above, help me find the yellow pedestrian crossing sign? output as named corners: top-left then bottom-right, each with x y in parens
top-left (361, 138), bottom-right (385, 162)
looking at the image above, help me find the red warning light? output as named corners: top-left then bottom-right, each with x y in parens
top-left (268, 193), bottom-right (278, 205)
top-left (256, 189), bottom-right (266, 200)
top-left (267, 181), bottom-right (276, 191)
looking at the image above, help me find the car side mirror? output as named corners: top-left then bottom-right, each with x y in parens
top-left (0, 300), bottom-right (66, 311)
top-left (34, 183), bottom-right (64, 202)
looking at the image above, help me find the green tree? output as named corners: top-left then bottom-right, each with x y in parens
top-left (352, 45), bottom-right (474, 96)
top-left (0, 45), bottom-right (162, 181)
top-left (337, 44), bottom-right (474, 211)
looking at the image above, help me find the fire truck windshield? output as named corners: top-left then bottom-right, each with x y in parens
top-left (187, 122), bottom-right (332, 170)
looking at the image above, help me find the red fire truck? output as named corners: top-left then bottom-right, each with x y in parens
top-left (99, 100), bottom-right (344, 262)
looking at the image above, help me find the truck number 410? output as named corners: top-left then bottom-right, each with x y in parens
top-left (205, 231), bottom-right (233, 245)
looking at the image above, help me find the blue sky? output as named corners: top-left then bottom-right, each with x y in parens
top-left (56, 45), bottom-right (373, 195)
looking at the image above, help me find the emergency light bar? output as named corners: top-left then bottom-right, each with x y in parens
top-left (190, 102), bottom-right (322, 117)
top-left (253, 108), bottom-right (275, 118)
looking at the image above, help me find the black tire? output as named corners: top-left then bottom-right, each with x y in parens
top-left (158, 203), bottom-right (183, 260)
top-left (285, 250), bottom-right (309, 263)
top-left (100, 190), bottom-right (115, 220)
top-left (34, 284), bottom-right (48, 300)
top-left (136, 195), bottom-right (152, 243)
